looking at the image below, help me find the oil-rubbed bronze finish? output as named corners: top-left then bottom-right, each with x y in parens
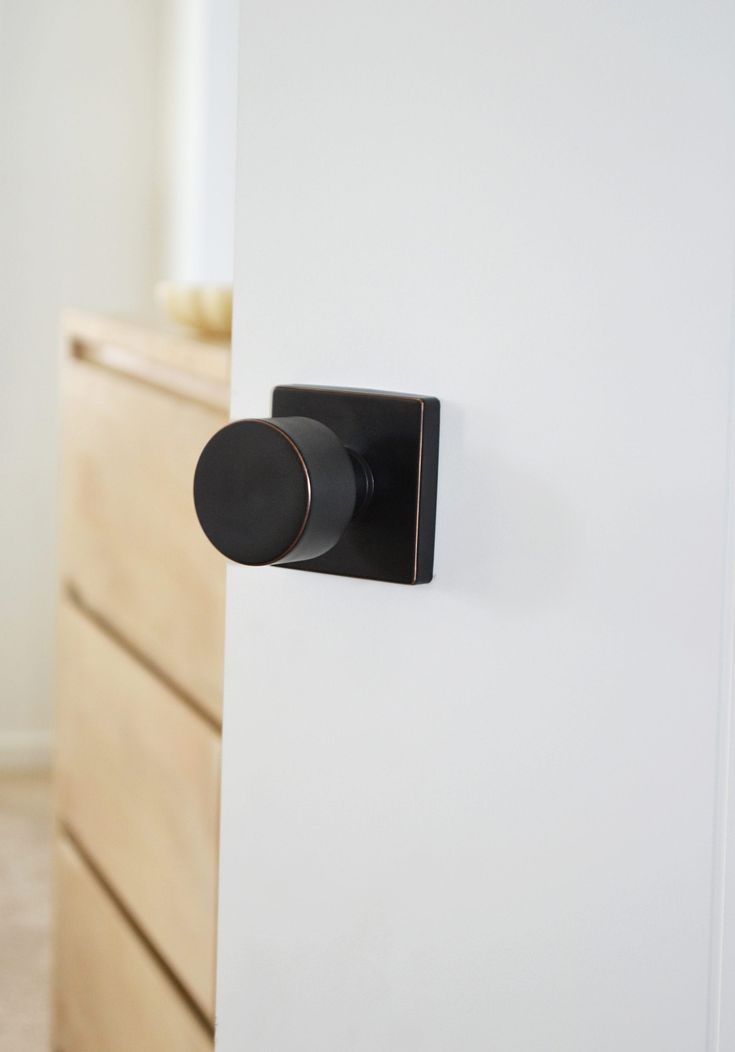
top-left (251, 420), bottom-right (313, 566)
top-left (271, 386), bottom-right (440, 584)
top-left (193, 385), bottom-right (440, 584)
top-left (194, 415), bottom-right (357, 567)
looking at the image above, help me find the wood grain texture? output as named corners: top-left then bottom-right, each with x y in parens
top-left (56, 600), bottom-right (220, 1019)
top-left (60, 346), bottom-right (227, 722)
top-left (53, 835), bottom-right (212, 1052)
top-left (69, 339), bottom-right (229, 412)
top-left (62, 311), bottom-right (231, 391)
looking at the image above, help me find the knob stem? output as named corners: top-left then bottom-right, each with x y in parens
top-left (348, 449), bottom-right (374, 518)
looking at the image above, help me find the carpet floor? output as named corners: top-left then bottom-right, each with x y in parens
top-left (0, 774), bottom-right (52, 1052)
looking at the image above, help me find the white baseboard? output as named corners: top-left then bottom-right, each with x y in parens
top-left (0, 731), bottom-right (53, 773)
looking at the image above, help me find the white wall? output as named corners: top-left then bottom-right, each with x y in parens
top-left (0, 0), bottom-right (166, 767)
top-left (0, 0), bottom-right (238, 769)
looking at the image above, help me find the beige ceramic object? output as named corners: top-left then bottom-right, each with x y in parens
top-left (156, 282), bottom-right (233, 337)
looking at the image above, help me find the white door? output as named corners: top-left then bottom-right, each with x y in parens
top-left (215, 3), bottom-right (735, 1049)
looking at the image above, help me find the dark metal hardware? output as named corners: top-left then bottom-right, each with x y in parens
top-left (193, 385), bottom-right (440, 584)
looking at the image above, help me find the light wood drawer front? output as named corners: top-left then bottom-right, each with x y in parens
top-left (61, 355), bottom-right (227, 722)
top-left (57, 600), bottom-right (220, 1019)
top-left (54, 835), bottom-right (212, 1052)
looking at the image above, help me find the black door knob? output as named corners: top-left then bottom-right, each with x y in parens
top-left (193, 416), bottom-right (373, 566)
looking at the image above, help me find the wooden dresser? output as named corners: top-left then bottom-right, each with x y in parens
top-left (54, 313), bottom-right (229, 1051)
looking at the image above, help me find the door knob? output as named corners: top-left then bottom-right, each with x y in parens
top-left (193, 416), bottom-right (373, 566)
top-left (194, 385), bottom-right (440, 584)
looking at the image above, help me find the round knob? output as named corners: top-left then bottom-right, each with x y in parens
top-left (193, 416), bottom-right (372, 566)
